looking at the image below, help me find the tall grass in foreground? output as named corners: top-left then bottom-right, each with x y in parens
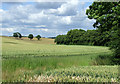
top-left (2, 54), bottom-right (98, 81)
top-left (30, 66), bottom-right (119, 82)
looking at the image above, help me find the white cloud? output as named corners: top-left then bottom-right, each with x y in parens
top-left (0, 9), bottom-right (5, 23)
top-left (62, 16), bottom-right (71, 24)
top-left (1, 28), bottom-right (15, 32)
top-left (0, 9), bottom-right (4, 12)
top-left (54, 16), bottom-right (72, 25)
top-left (2, 0), bottom-right (95, 2)
top-left (41, 28), bottom-right (48, 31)
top-left (44, 0), bottom-right (79, 16)
top-left (2, 0), bottom-right (29, 2)
top-left (35, 25), bottom-right (46, 28)
top-left (1, 2), bottom-right (95, 37)
top-left (28, 11), bottom-right (46, 20)
top-left (29, 28), bottom-right (48, 32)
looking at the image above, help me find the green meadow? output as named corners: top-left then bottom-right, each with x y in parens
top-left (1, 36), bottom-right (119, 82)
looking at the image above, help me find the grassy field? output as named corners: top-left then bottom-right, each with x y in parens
top-left (2, 37), bottom-right (111, 58)
top-left (1, 36), bottom-right (119, 82)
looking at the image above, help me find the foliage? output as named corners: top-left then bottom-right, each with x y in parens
top-left (86, 2), bottom-right (120, 32)
top-left (28, 34), bottom-right (33, 40)
top-left (17, 32), bottom-right (22, 39)
top-left (66, 29), bottom-right (86, 45)
top-left (55, 29), bottom-right (112, 46)
top-left (93, 54), bottom-right (113, 65)
top-left (36, 35), bottom-right (41, 40)
top-left (30, 66), bottom-right (119, 82)
top-left (13, 32), bottom-right (22, 39)
top-left (86, 2), bottom-right (120, 64)
top-left (13, 33), bottom-right (18, 38)
top-left (54, 35), bottom-right (67, 44)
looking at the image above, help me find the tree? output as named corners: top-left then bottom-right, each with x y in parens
top-left (86, 2), bottom-right (120, 64)
top-left (36, 35), bottom-right (41, 40)
top-left (13, 32), bottom-right (22, 39)
top-left (85, 30), bottom-right (99, 45)
top-left (13, 33), bottom-right (18, 38)
top-left (66, 29), bottom-right (86, 45)
top-left (86, 2), bottom-right (120, 32)
top-left (17, 32), bottom-right (22, 39)
top-left (54, 35), bottom-right (67, 44)
top-left (28, 34), bottom-right (33, 40)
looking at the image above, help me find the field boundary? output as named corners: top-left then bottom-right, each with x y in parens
top-left (2, 52), bottom-right (110, 59)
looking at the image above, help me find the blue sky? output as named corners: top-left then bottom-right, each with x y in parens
top-left (0, 1), bottom-right (95, 37)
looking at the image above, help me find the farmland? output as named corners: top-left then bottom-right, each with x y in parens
top-left (1, 36), bottom-right (119, 82)
top-left (29, 66), bottom-right (119, 82)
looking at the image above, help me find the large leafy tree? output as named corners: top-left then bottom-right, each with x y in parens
top-left (13, 33), bottom-right (18, 38)
top-left (16, 32), bottom-right (22, 39)
top-left (28, 34), bottom-right (34, 40)
top-left (36, 35), bottom-right (41, 40)
top-left (86, 2), bottom-right (120, 64)
top-left (13, 32), bottom-right (22, 39)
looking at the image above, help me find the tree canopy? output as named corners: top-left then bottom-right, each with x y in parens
top-left (36, 35), bottom-right (41, 40)
top-left (28, 34), bottom-right (34, 40)
top-left (86, 2), bottom-right (120, 33)
top-left (17, 32), bottom-right (22, 39)
top-left (55, 29), bottom-right (104, 46)
top-left (13, 33), bottom-right (18, 38)
top-left (86, 2), bottom-right (120, 64)
top-left (13, 32), bottom-right (22, 39)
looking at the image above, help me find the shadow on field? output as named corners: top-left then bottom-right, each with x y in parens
top-left (4, 42), bottom-right (18, 44)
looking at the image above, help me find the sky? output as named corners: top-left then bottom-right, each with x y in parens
top-left (0, 0), bottom-right (96, 37)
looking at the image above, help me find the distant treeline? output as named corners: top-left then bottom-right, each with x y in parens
top-left (13, 32), bottom-right (41, 40)
top-left (48, 37), bottom-right (56, 39)
top-left (55, 29), bottom-right (114, 47)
